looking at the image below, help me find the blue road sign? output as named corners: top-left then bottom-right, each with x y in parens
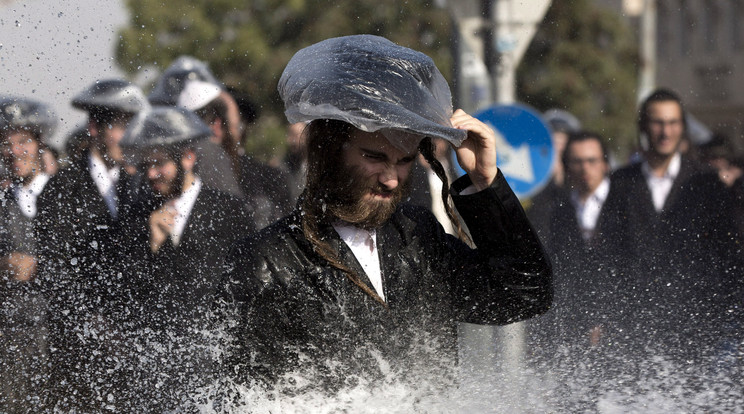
top-left (453, 103), bottom-right (554, 200)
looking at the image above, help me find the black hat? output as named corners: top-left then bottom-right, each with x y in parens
top-left (72, 79), bottom-right (149, 115)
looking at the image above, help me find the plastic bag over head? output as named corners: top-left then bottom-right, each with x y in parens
top-left (0, 96), bottom-right (57, 142)
top-left (72, 79), bottom-right (149, 115)
top-left (120, 106), bottom-right (211, 165)
top-left (149, 56), bottom-right (223, 106)
top-left (278, 35), bottom-right (467, 152)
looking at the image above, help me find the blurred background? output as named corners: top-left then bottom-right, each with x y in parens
top-left (1, 0), bottom-right (741, 165)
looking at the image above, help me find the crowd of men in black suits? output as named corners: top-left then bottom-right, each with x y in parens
top-left (0, 58), bottom-right (303, 411)
top-left (1, 65), bottom-right (742, 411)
top-left (526, 89), bottom-right (743, 372)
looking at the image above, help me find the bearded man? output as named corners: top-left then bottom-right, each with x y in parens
top-left (216, 35), bottom-right (552, 393)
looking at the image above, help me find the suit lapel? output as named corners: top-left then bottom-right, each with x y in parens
top-left (661, 157), bottom-right (693, 213)
top-left (81, 160), bottom-right (116, 224)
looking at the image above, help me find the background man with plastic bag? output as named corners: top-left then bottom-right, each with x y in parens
top-left (215, 35), bottom-right (552, 398)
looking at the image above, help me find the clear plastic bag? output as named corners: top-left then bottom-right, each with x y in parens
top-left (0, 97), bottom-right (57, 141)
top-left (278, 35), bottom-right (467, 151)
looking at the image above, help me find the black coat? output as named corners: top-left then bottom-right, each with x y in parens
top-left (136, 187), bottom-right (256, 330)
top-left (217, 173), bottom-right (552, 390)
top-left (0, 187), bottom-right (37, 256)
top-left (534, 189), bottom-right (617, 345)
top-left (32, 154), bottom-right (153, 411)
top-left (601, 157), bottom-right (742, 355)
top-left (602, 157), bottom-right (737, 269)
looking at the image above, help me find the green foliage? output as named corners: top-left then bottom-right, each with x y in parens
top-left (517, 0), bottom-right (639, 161)
top-left (115, 0), bottom-right (452, 160)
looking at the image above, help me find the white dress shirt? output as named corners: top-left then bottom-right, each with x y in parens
top-left (13, 173), bottom-right (50, 218)
top-left (426, 167), bottom-right (456, 236)
top-left (570, 177), bottom-right (610, 241)
top-left (333, 222), bottom-right (384, 302)
top-left (641, 152), bottom-right (681, 212)
top-left (170, 177), bottom-right (202, 246)
top-left (89, 153), bottom-right (121, 219)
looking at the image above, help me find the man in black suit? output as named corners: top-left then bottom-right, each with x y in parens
top-left (602, 88), bottom-right (741, 358)
top-left (177, 79), bottom-right (291, 229)
top-left (121, 106), bottom-right (255, 329)
top-left (216, 35), bottom-right (552, 397)
top-left (535, 131), bottom-right (615, 348)
top-left (119, 106), bottom-right (255, 411)
top-left (34, 79), bottom-right (151, 410)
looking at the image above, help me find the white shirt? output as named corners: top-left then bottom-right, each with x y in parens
top-left (13, 173), bottom-right (50, 218)
top-left (570, 177), bottom-right (610, 241)
top-left (426, 167), bottom-right (456, 236)
top-left (641, 152), bottom-right (681, 212)
top-left (170, 177), bottom-right (202, 246)
top-left (333, 222), bottom-right (385, 302)
top-left (89, 153), bottom-right (121, 219)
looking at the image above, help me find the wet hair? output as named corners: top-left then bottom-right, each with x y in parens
top-left (638, 88), bottom-right (687, 134)
top-left (561, 131), bottom-right (610, 170)
top-left (301, 119), bottom-right (465, 305)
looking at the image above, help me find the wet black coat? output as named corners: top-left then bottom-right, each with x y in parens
top-left (601, 157), bottom-right (742, 356)
top-left (134, 187), bottom-right (255, 330)
top-left (217, 173), bottom-right (552, 388)
top-left (0, 187), bottom-right (37, 256)
top-left (33, 153), bottom-right (153, 410)
top-left (534, 189), bottom-right (617, 345)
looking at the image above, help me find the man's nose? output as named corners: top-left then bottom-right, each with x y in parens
top-left (147, 167), bottom-right (159, 179)
top-left (378, 164), bottom-right (399, 190)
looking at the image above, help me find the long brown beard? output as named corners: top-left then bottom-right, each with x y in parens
top-left (324, 163), bottom-right (410, 230)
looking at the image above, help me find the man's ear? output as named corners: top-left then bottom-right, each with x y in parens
top-left (181, 147), bottom-right (197, 173)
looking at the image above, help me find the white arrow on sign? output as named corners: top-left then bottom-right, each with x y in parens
top-left (487, 122), bottom-right (534, 183)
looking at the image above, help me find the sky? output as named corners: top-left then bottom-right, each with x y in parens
top-left (0, 0), bottom-right (129, 149)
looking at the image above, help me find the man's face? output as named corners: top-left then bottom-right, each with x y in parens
top-left (95, 115), bottom-right (132, 164)
top-left (144, 148), bottom-right (181, 199)
top-left (1, 130), bottom-right (42, 181)
top-left (565, 139), bottom-right (608, 195)
top-left (643, 100), bottom-right (684, 158)
top-left (328, 129), bottom-right (416, 228)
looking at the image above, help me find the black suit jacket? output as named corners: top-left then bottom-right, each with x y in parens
top-left (601, 156), bottom-right (741, 348)
top-left (32, 153), bottom-right (154, 410)
top-left (217, 172), bottom-right (552, 389)
top-left (603, 157), bottom-right (737, 271)
top-left (136, 187), bottom-right (255, 329)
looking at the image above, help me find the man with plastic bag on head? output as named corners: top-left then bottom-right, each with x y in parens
top-left (216, 35), bottom-right (552, 394)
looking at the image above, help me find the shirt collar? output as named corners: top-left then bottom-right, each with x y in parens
top-left (570, 177), bottom-right (610, 207)
top-left (89, 152), bottom-right (120, 187)
top-left (641, 152), bottom-right (681, 180)
top-left (332, 221), bottom-right (377, 248)
top-left (172, 176), bottom-right (202, 217)
top-left (16, 173), bottom-right (50, 197)
top-left (12, 173), bottom-right (51, 218)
